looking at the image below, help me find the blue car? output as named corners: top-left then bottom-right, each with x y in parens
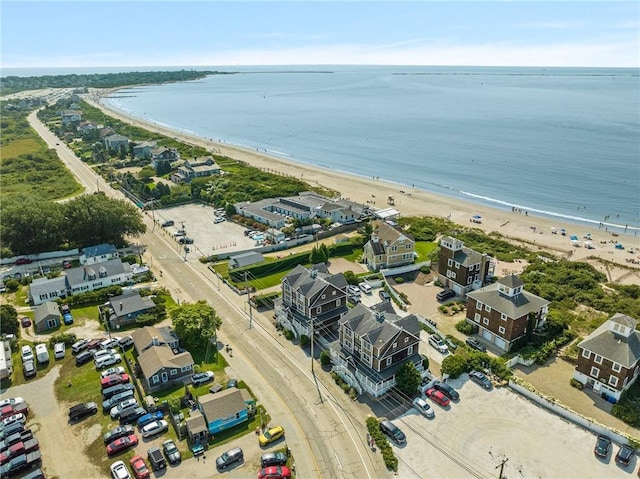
top-left (63, 313), bottom-right (73, 325)
top-left (137, 411), bottom-right (164, 428)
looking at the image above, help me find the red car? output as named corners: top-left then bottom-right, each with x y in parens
top-left (257, 466), bottom-right (292, 479)
top-left (100, 374), bottom-right (130, 389)
top-left (0, 405), bottom-right (27, 420)
top-left (15, 258), bottom-right (32, 265)
top-left (106, 434), bottom-right (138, 456)
top-left (426, 388), bottom-right (450, 407)
top-left (130, 455), bottom-right (151, 479)
top-left (20, 317), bottom-right (31, 328)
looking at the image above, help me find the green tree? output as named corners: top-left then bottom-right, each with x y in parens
top-left (0, 305), bottom-right (19, 336)
top-left (170, 301), bottom-right (222, 352)
top-left (309, 246), bottom-right (325, 264)
top-left (395, 361), bottom-right (421, 396)
top-left (441, 353), bottom-right (470, 378)
top-left (1, 198), bottom-right (65, 254)
top-left (363, 221), bottom-right (374, 240)
top-left (138, 166), bottom-right (155, 181)
top-left (155, 160), bottom-right (172, 176)
top-left (343, 270), bottom-right (358, 285)
top-left (118, 144), bottom-right (127, 161)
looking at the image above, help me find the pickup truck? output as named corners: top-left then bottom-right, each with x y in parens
top-left (0, 450), bottom-right (42, 477)
top-left (0, 438), bottom-right (39, 464)
top-left (68, 402), bottom-right (97, 422)
top-left (0, 430), bottom-right (33, 452)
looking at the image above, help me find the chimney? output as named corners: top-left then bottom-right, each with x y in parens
top-left (119, 302), bottom-right (123, 311)
top-left (309, 269), bottom-right (317, 279)
top-left (152, 336), bottom-right (159, 346)
top-left (375, 311), bottom-right (385, 322)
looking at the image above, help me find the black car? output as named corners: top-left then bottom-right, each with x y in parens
top-left (68, 402), bottom-right (97, 422)
top-left (379, 290), bottom-right (391, 301)
top-left (469, 370), bottom-right (493, 390)
top-left (615, 443), bottom-right (634, 465)
top-left (74, 350), bottom-right (93, 366)
top-left (148, 446), bottom-right (167, 471)
top-left (260, 451), bottom-right (288, 468)
top-left (103, 425), bottom-right (134, 445)
top-left (215, 447), bottom-right (244, 469)
top-left (465, 337), bottom-right (487, 352)
top-left (161, 220), bottom-right (175, 227)
top-left (594, 435), bottom-right (612, 458)
top-left (119, 406), bottom-right (147, 425)
top-left (436, 289), bottom-right (456, 301)
top-left (179, 237), bottom-right (194, 244)
top-left (162, 439), bottom-right (181, 464)
top-left (379, 419), bottom-right (406, 446)
top-left (433, 381), bottom-right (460, 402)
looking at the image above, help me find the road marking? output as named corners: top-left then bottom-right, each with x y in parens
top-left (335, 452), bottom-right (342, 470)
top-left (306, 402), bottom-right (317, 417)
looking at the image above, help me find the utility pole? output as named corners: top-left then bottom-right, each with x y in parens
top-left (496, 457), bottom-right (508, 479)
top-left (245, 271), bottom-right (252, 329)
top-left (310, 315), bottom-right (323, 404)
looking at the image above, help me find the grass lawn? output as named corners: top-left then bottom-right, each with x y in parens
top-left (414, 241), bottom-right (438, 263)
top-left (1, 340), bottom-right (58, 390)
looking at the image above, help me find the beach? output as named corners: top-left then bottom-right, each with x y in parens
top-left (84, 88), bottom-right (640, 272)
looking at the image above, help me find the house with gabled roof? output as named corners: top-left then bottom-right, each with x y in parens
top-left (363, 221), bottom-right (415, 271)
top-left (103, 133), bottom-right (130, 151)
top-left (61, 109), bottom-right (82, 126)
top-left (333, 302), bottom-right (423, 397)
top-left (170, 156), bottom-right (221, 183)
top-left (465, 274), bottom-right (550, 352)
top-left (151, 147), bottom-right (179, 168)
top-left (197, 388), bottom-right (250, 435)
top-left (136, 344), bottom-right (194, 392)
top-left (131, 325), bottom-right (180, 353)
top-left (101, 292), bottom-right (156, 329)
top-left (79, 243), bottom-right (119, 265)
top-left (133, 141), bottom-right (158, 158)
top-left (274, 264), bottom-right (348, 338)
top-left (573, 313), bottom-right (640, 401)
top-left (438, 236), bottom-right (495, 296)
top-left (34, 301), bottom-right (61, 333)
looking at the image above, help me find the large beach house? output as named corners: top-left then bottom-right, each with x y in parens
top-left (437, 236), bottom-right (495, 296)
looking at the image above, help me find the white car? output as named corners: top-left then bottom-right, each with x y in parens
top-left (21, 345), bottom-right (34, 363)
top-left (110, 398), bottom-right (138, 419)
top-left (141, 419), bottom-right (168, 438)
top-left (412, 397), bottom-right (435, 419)
top-left (358, 282), bottom-right (372, 294)
top-left (2, 413), bottom-right (25, 428)
top-left (54, 342), bottom-right (66, 359)
top-left (95, 353), bottom-right (122, 369)
top-left (101, 366), bottom-right (126, 378)
top-left (347, 285), bottom-right (361, 297)
top-left (101, 337), bottom-right (122, 350)
top-left (94, 348), bottom-right (118, 360)
top-left (0, 397), bottom-right (24, 409)
top-left (110, 460), bottom-right (131, 479)
top-left (428, 335), bottom-right (449, 354)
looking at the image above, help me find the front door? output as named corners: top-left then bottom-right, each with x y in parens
top-left (161, 372), bottom-right (168, 383)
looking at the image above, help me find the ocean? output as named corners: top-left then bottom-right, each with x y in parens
top-left (17, 65), bottom-right (640, 231)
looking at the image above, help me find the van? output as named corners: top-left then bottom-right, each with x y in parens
top-left (53, 342), bottom-right (65, 359)
top-left (35, 344), bottom-right (49, 364)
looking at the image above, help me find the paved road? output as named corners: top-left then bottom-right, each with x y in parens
top-left (27, 111), bottom-right (384, 479)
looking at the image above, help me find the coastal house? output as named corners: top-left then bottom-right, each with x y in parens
top-left (132, 141), bottom-right (158, 158)
top-left (79, 243), bottom-right (119, 265)
top-left (332, 302), bottom-right (423, 397)
top-left (131, 325), bottom-right (180, 353)
top-left (465, 274), bottom-right (550, 352)
top-left (150, 147), bottom-right (179, 168)
top-left (437, 236), bottom-right (495, 296)
top-left (274, 264), bottom-right (348, 338)
top-left (170, 156), bottom-right (221, 184)
top-left (135, 343), bottom-right (194, 392)
top-left (61, 109), bottom-right (82, 126)
top-left (197, 388), bottom-right (250, 435)
top-left (77, 121), bottom-right (98, 135)
top-left (101, 292), bottom-right (156, 329)
top-left (103, 134), bottom-right (130, 151)
top-left (185, 410), bottom-right (209, 445)
top-left (34, 301), bottom-right (61, 333)
top-left (99, 127), bottom-right (117, 139)
top-left (29, 259), bottom-right (133, 306)
top-left (362, 221), bottom-right (415, 271)
top-left (573, 313), bottom-right (640, 401)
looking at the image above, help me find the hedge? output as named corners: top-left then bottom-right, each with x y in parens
top-left (365, 417), bottom-right (398, 472)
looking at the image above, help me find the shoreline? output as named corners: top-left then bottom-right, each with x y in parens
top-left (84, 88), bottom-right (640, 269)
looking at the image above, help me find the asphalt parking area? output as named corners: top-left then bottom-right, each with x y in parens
top-left (385, 375), bottom-right (635, 478)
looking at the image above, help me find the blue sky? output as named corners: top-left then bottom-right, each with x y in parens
top-left (2, 1), bottom-right (638, 68)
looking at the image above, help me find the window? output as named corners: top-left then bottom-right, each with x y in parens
top-left (152, 375), bottom-right (159, 384)
top-left (483, 317), bottom-right (489, 325)
top-left (448, 259), bottom-right (453, 267)
top-left (392, 342), bottom-right (397, 348)
top-left (612, 362), bottom-right (621, 373)
top-left (180, 365), bottom-right (191, 372)
top-left (170, 369), bottom-right (177, 376)
top-left (476, 302), bottom-right (484, 310)
top-left (316, 307), bottom-right (321, 314)
top-left (404, 337), bottom-right (409, 343)
top-left (408, 345), bottom-right (414, 355)
top-left (590, 367), bottom-right (600, 378)
top-left (594, 354), bottom-right (603, 365)
top-left (336, 299), bottom-right (341, 306)
top-left (474, 274), bottom-right (479, 282)
top-left (321, 294), bottom-right (326, 299)
top-left (498, 326), bottom-right (506, 334)
top-left (467, 276), bottom-right (473, 285)
top-left (386, 357), bottom-right (392, 366)
top-left (332, 291), bottom-right (336, 296)
top-left (501, 313), bottom-right (507, 321)
top-left (609, 376), bottom-right (618, 387)
top-left (474, 313), bottom-right (481, 322)
top-left (454, 262), bottom-right (460, 269)
top-left (484, 304), bottom-right (491, 312)
top-left (582, 349), bottom-right (591, 359)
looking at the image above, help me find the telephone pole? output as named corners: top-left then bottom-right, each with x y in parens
top-left (245, 271), bottom-right (252, 329)
top-left (496, 457), bottom-right (508, 479)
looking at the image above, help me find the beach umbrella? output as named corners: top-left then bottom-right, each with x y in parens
top-left (472, 215), bottom-right (482, 219)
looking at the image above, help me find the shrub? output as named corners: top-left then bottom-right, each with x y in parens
top-left (299, 335), bottom-right (310, 347)
top-left (48, 332), bottom-right (77, 348)
top-left (283, 329), bottom-right (294, 340)
top-left (4, 279), bottom-right (19, 293)
top-left (434, 279), bottom-right (443, 287)
top-left (455, 320), bottom-right (474, 335)
top-left (420, 265), bottom-right (430, 274)
top-left (320, 350), bottom-right (331, 366)
top-left (394, 277), bottom-right (404, 284)
top-left (570, 378), bottom-right (584, 390)
top-left (441, 354), bottom-right (469, 378)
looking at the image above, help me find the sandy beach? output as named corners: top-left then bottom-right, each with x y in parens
top-left (83, 88), bottom-right (640, 272)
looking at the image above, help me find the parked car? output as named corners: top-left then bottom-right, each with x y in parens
top-left (216, 447), bottom-right (244, 469)
top-left (101, 338), bottom-right (122, 350)
top-left (103, 425), bottom-right (135, 445)
top-left (34, 345), bottom-right (49, 364)
top-left (260, 451), bottom-right (288, 468)
top-left (110, 399), bottom-right (138, 419)
top-left (60, 304), bottom-right (70, 315)
top-left (465, 337), bottom-right (487, 352)
top-left (53, 342), bottom-right (65, 359)
top-left (259, 425), bottom-right (285, 447)
top-left (1, 405), bottom-right (28, 421)
top-left (379, 290), bottom-right (391, 301)
top-left (102, 385), bottom-right (134, 404)
top-left (15, 258), bottom-right (32, 266)
top-left (21, 346), bottom-right (34, 364)
top-left (62, 260), bottom-right (72, 269)
top-left (137, 412), bottom-right (164, 429)
top-left (110, 460), bottom-right (131, 479)
top-left (119, 407), bottom-right (147, 425)
top-left (615, 444), bottom-right (635, 466)
top-left (0, 438), bottom-right (39, 464)
top-left (95, 353), bottom-right (122, 369)
top-left (257, 466), bottom-right (292, 479)
top-left (106, 434), bottom-right (138, 456)
top-left (93, 348), bottom-right (118, 360)
top-left (426, 388), bottom-right (450, 407)
top-left (22, 361), bottom-right (36, 378)
top-left (86, 339), bottom-right (102, 350)
top-left (412, 397), bottom-right (435, 418)
top-left (68, 403), bottom-right (97, 422)
top-left (436, 289), bottom-right (456, 301)
top-left (469, 370), bottom-right (493, 390)
top-left (62, 313), bottom-right (73, 325)
top-left (147, 446), bottom-right (166, 471)
top-left (594, 434), bottom-right (612, 458)
top-left (161, 220), bottom-right (174, 227)
top-left (20, 317), bottom-right (31, 328)
top-left (213, 217), bottom-right (225, 224)
top-left (191, 371), bottom-right (215, 386)
top-left (379, 419), bottom-right (406, 446)
top-left (347, 285), bottom-right (361, 297)
top-left (0, 450), bottom-right (41, 477)
top-left (178, 237), bottom-right (194, 244)
top-left (0, 398), bottom-right (24, 411)
top-left (101, 366), bottom-right (126, 379)
top-left (2, 415), bottom-right (25, 429)
top-left (71, 339), bottom-right (89, 355)
top-left (227, 378), bottom-right (238, 389)
top-left (18, 467), bottom-right (44, 479)
top-left (358, 282), bottom-right (372, 294)
top-left (432, 381), bottom-right (460, 402)
top-left (101, 373), bottom-right (130, 389)
top-left (0, 430), bottom-right (33, 451)
top-left (129, 455), bottom-right (150, 479)
top-left (75, 350), bottom-right (94, 366)
top-left (162, 439), bottom-right (181, 464)
top-left (428, 335), bottom-right (449, 354)
top-left (118, 336), bottom-right (134, 350)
